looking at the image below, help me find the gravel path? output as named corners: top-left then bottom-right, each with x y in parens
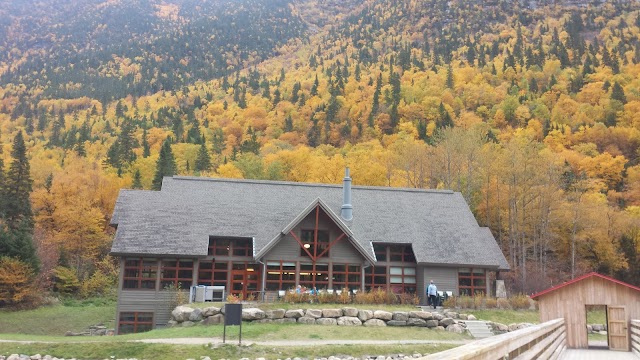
top-left (0, 338), bottom-right (471, 346)
top-left (133, 338), bottom-right (472, 346)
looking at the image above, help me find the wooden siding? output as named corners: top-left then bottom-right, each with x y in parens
top-left (420, 266), bottom-right (459, 298)
top-left (262, 210), bottom-right (364, 265)
top-left (117, 290), bottom-right (176, 325)
top-left (537, 276), bottom-right (640, 349)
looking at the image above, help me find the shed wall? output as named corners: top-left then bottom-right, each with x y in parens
top-left (538, 277), bottom-right (640, 349)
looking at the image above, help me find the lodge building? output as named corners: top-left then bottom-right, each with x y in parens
top-left (110, 169), bottom-right (509, 333)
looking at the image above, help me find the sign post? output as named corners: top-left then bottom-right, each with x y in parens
top-left (223, 303), bottom-right (243, 345)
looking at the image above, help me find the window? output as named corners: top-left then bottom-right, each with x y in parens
top-left (364, 266), bottom-right (387, 291)
top-left (300, 230), bottom-right (330, 257)
top-left (198, 260), bottom-right (228, 287)
top-left (233, 239), bottom-right (252, 257)
top-left (265, 261), bottom-right (296, 291)
top-left (299, 263), bottom-right (329, 289)
top-left (389, 245), bottom-right (416, 263)
top-left (208, 237), bottom-right (252, 257)
top-left (208, 237), bottom-right (230, 256)
top-left (161, 259), bottom-right (193, 289)
top-left (332, 264), bottom-right (361, 291)
top-left (389, 266), bottom-right (416, 293)
top-left (118, 312), bottom-right (153, 334)
top-left (122, 258), bottom-right (157, 290)
top-left (459, 268), bottom-right (486, 296)
top-left (374, 244), bottom-right (387, 262)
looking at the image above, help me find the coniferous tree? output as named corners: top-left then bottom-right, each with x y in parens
top-left (142, 128), bottom-right (150, 158)
top-left (0, 131), bottom-right (38, 271)
top-left (446, 65), bottom-right (454, 89)
top-left (611, 82), bottom-right (627, 104)
top-left (152, 138), bottom-right (178, 191)
top-left (195, 142), bottom-right (212, 172)
top-left (132, 169), bottom-right (143, 189)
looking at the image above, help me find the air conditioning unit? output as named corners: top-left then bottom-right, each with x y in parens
top-left (194, 285), bottom-right (206, 302)
top-left (207, 286), bottom-right (225, 301)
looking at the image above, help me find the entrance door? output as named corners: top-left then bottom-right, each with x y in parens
top-left (230, 270), bottom-right (246, 297)
top-left (608, 306), bottom-right (629, 351)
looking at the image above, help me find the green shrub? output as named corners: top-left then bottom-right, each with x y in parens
top-left (52, 266), bottom-right (80, 294)
top-left (80, 269), bottom-right (116, 299)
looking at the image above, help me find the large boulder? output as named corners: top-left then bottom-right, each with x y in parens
top-left (255, 319), bottom-right (273, 324)
top-left (242, 308), bottom-right (267, 320)
top-left (492, 322), bottom-right (509, 333)
top-left (407, 318), bottom-right (427, 327)
top-left (298, 316), bottom-right (317, 325)
top-left (274, 318), bottom-right (297, 324)
top-left (444, 312), bottom-right (458, 319)
top-left (409, 311), bottom-right (432, 320)
top-left (440, 318), bottom-right (455, 327)
top-left (426, 320), bottom-right (439, 328)
top-left (266, 309), bottom-right (286, 319)
top-left (182, 321), bottom-right (196, 327)
top-left (358, 310), bottom-right (373, 322)
top-left (363, 319), bottom-right (387, 327)
top-left (431, 313), bottom-right (444, 321)
top-left (305, 309), bottom-right (323, 319)
top-left (323, 309), bottom-right (343, 318)
top-left (202, 314), bottom-right (224, 325)
top-left (592, 324), bottom-right (603, 332)
top-left (387, 320), bottom-right (407, 326)
top-left (337, 316), bottom-right (362, 326)
top-left (467, 314), bottom-right (477, 321)
top-left (167, 320), bottom-right (178, 328)
top-left (171, 306), bottom-right (194, 322)
top-left (189, 308), bottom-right (203, 322)
top-left (316, 318), bottom-right (338, 326)
top-left (446, 324), bottom-right (465, 334)
top-left (202, 306), bottom-right (221, 317)
top-left (342, 307), bottom-right (359, 317)
top-left (373, 310), bottom-right (393, 321)
top-left (285, 309), bottom-right (305, 319)
top-left (392, 312), bottom-right (409, 321)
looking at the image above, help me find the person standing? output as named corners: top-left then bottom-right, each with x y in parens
top-left (427, 280), bottom-right (438, 309)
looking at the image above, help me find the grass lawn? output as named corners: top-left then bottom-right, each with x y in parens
top-left (0, 342), bottom-right (459, 360)
top-left (465, 309), bottom-right (539, 325)
top-left (0, 300), bottom-right (116, 336)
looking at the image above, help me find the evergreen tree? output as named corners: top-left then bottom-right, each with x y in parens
top-left (446, 65), bottom-right (454, 89)
top-left (151, 138), bottom-right (178, 191)
top-left (611, 82), bottom-right (627, 104)
top-left (132, 169), bottom-right (143, 189)
top-left (142, 128), bottom-right (150, 158)
top-left (195, 142), bottom-right (212, 172)
top-left (0, 131), bottom-right (38, 271)
top-left (310, 74), bottom-right (319, 96)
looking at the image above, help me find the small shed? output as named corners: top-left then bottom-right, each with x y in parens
top-left (531, 272), bottom-right (640, 351)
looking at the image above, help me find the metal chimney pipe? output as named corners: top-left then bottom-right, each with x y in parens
top-left (341, 167), bottom-right (353, 221)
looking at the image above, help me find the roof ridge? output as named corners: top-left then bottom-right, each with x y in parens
top-left (168, 176), bottom-right (455, 195)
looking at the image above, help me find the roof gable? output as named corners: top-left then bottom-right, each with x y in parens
top-left (530, 272), bottom-right (640, 299)
top-left (256, 198), bottom-right (375, 264)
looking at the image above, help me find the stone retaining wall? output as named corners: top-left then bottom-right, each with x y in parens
top-left (170, 306), bottom-right (530, 335)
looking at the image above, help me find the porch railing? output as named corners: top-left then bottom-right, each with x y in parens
top-left (632, 319), bottom-right (640, 357)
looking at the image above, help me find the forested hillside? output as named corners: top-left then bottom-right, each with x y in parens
top-left (1, 0), bottom-right (640, 304)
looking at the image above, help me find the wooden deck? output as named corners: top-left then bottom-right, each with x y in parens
top-left (561, 349), bottom-right (639, 359)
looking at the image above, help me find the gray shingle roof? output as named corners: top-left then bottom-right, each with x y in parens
top-left (110, 176), bottom-right (510, 270)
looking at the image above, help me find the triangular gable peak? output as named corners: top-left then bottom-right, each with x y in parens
top-left (255, 198), bottom-right (375, 264)
top-left (530, 272), bottom-right (640, 300)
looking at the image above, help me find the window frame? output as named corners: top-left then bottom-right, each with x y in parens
top-left (122, 258), bottom-right (157, 290)
top-left (118, 312), bottom-right (154, 334)
top-left (160, 259), bottom-right (194, 289)
top-left (458, 268), bottom-right (486, 296)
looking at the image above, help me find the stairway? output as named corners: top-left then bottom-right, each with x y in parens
top-left (462, 320), bottom-right (494, 338)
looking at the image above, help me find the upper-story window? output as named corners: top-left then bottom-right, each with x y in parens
top-left (122, 258), bottom-right (157, 290)
top-left (208, 237), bottom-right (253, 257)
top-left (160, 259), bottom-right (193, 289)
top-left (373, 243), bottom-right (416, 263)
top-left (300, 230), bottom-right (330, 257)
